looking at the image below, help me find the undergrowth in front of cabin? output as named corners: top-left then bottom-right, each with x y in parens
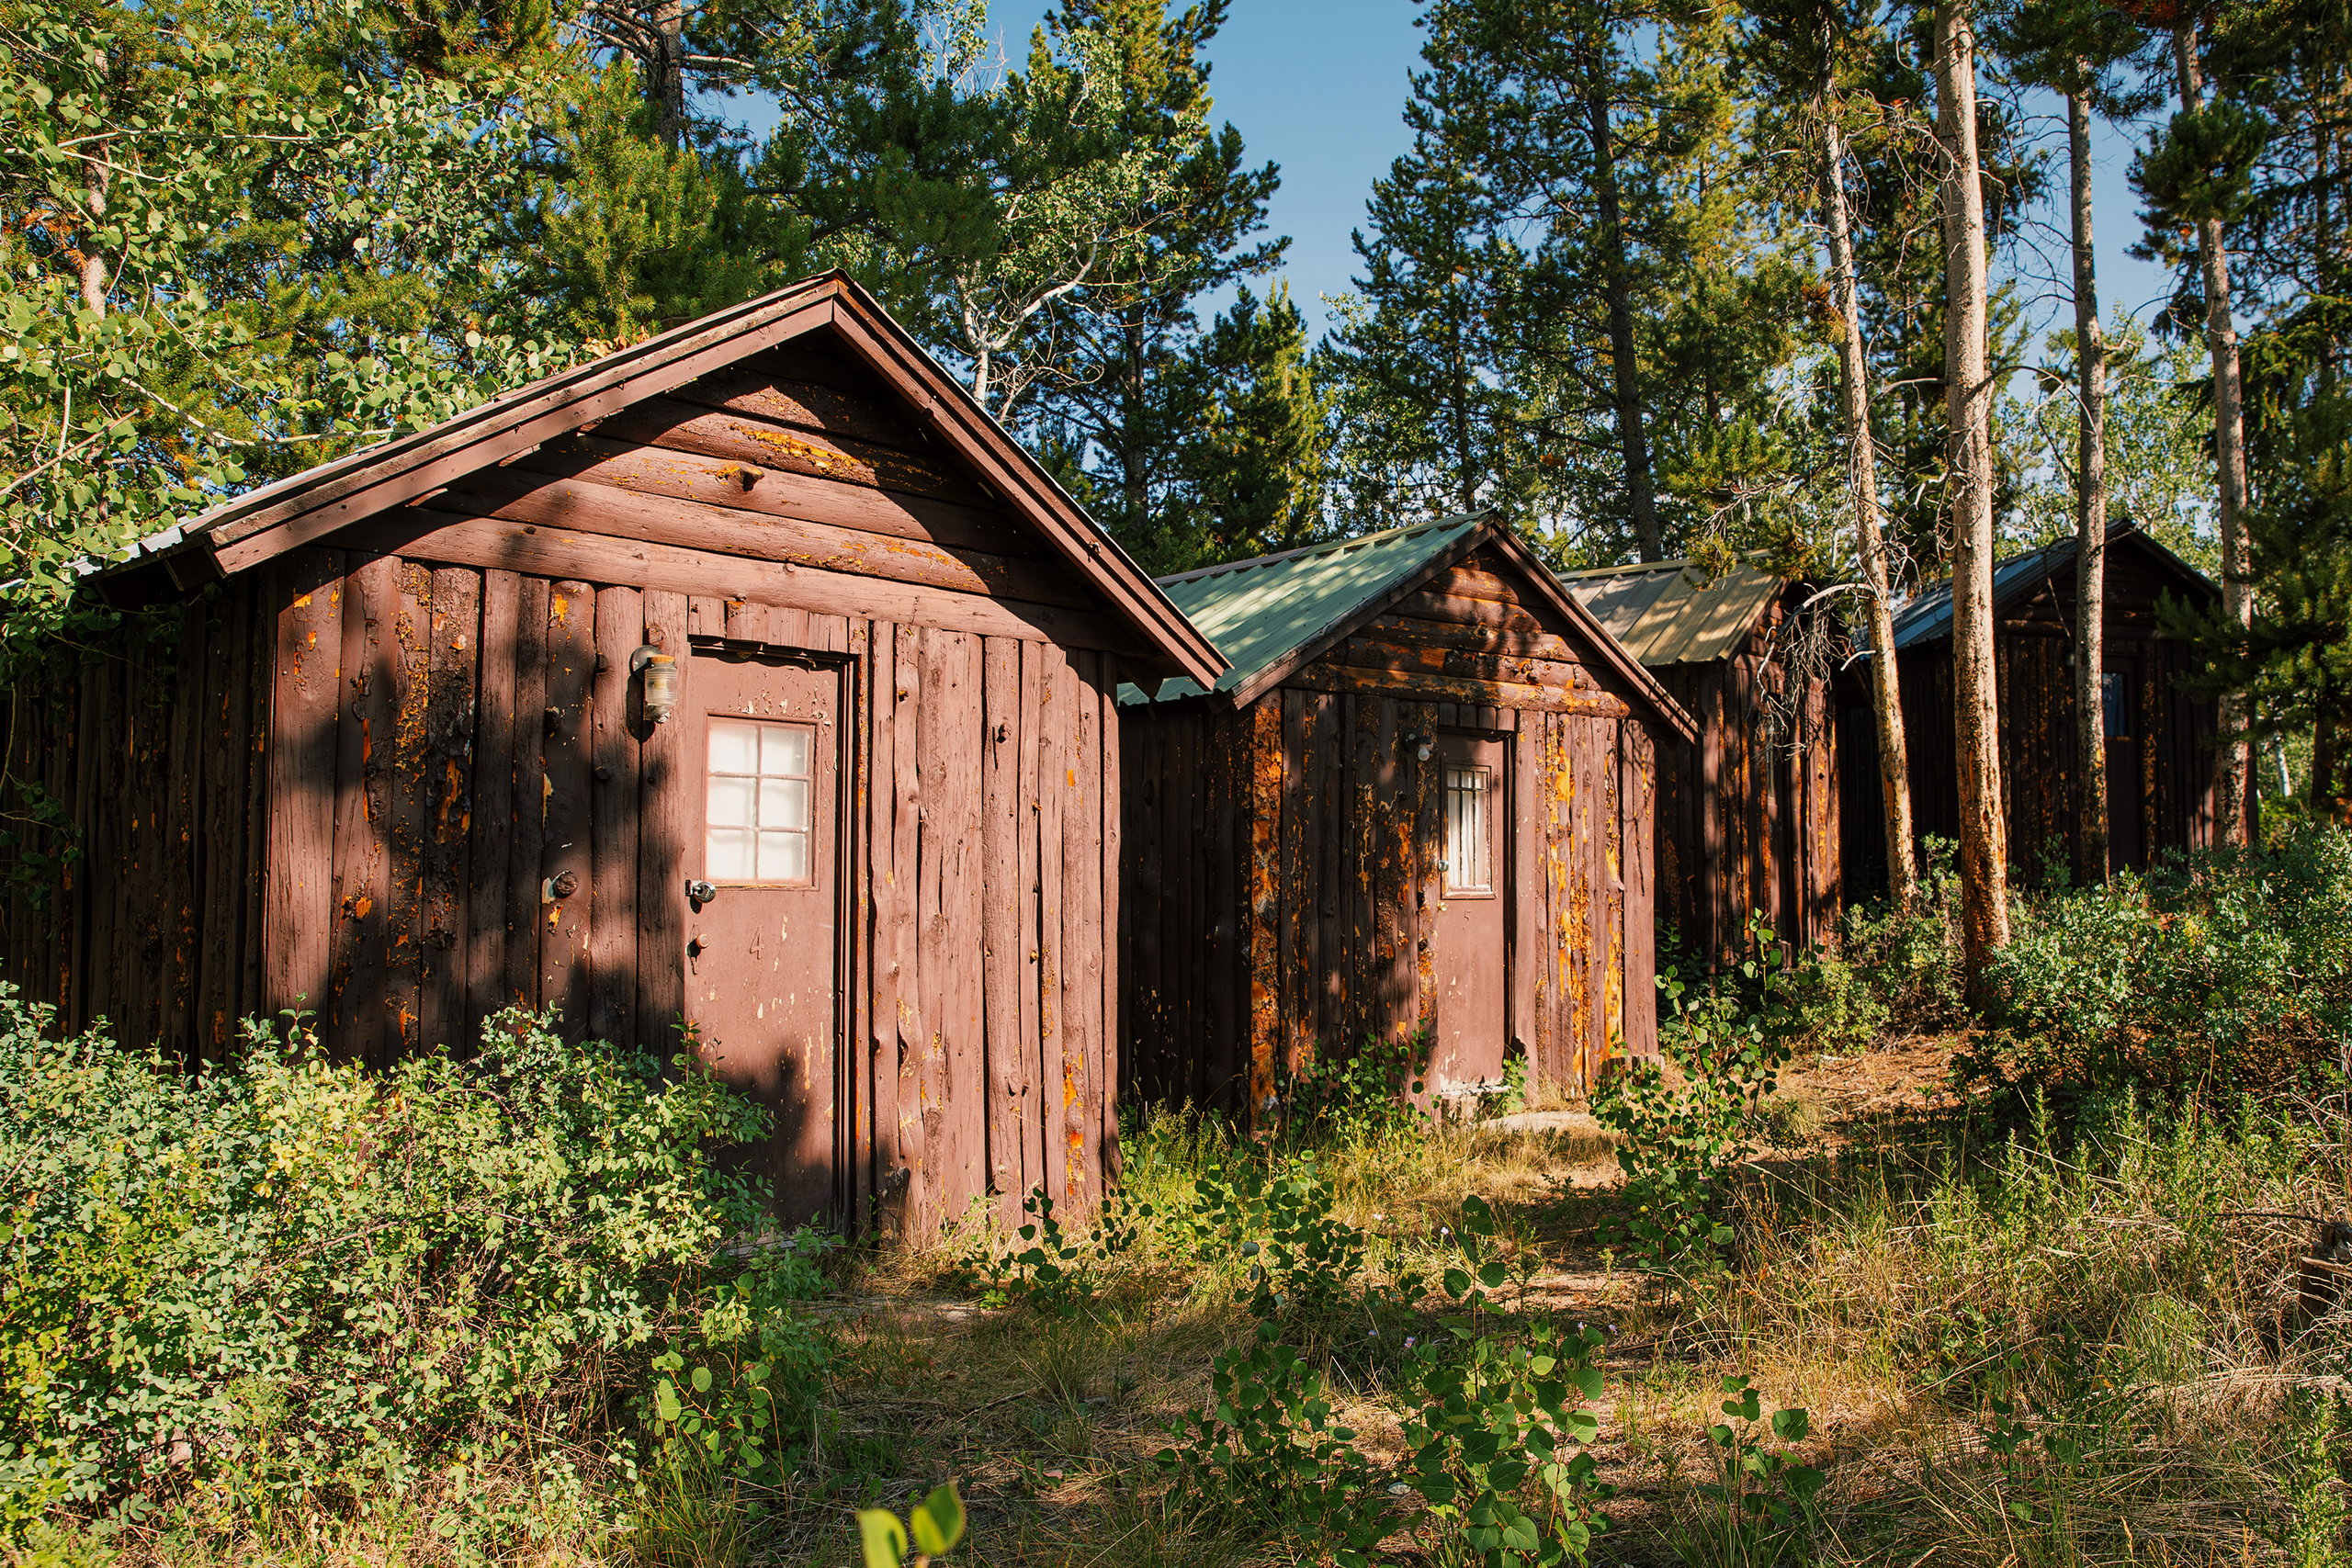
top-left (8, 826), bottom-right (2352, 1568)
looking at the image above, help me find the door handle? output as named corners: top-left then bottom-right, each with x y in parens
top-left (685, 879), bottom-right (718, 904)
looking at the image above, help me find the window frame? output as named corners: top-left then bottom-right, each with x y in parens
top-left (702, 714), bottom-right (820, 888)
top-left (1442, 761), bottom-right (1498, 899)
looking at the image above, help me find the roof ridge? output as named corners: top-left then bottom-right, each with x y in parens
top-left (1152, 511), bottom-right (1484, 587)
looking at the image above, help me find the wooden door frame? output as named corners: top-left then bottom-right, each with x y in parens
top-left (687, 634), bottom-right (860, 1226)
top-left (1436, 720), bottom-right (1516, 1085)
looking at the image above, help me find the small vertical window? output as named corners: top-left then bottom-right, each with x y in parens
top-left (2101, 671), bottom-right (2132, 740)
top-left (707, 717), bottom-right (814, 884)
top-left (1444, 765), bottom-right (1494, 897)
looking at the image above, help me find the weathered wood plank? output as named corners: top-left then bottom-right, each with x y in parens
top-left (637, 590), bottom-right (690, 1055)
top-left (1411, 701), bottom-right (1439, 1045)
top-left (382, 562), bottom-right (435, 1062)
top-left (592, 395), bottom-right (995, 508)
top-left (1063, 649), bottom-right (1104, 1204)
top-left (981, 637), bottom-right (1023, 1222)
top-left (1014, 637), bottom-right (1046, 1192)
top-left (1511, 720), bottom-right (1540, 1072)
top-left (1370, 613), bottom-right (1581, 663)
top-left (1098, 667), bottom-right (1123, 1185)
top-left (1034, 640), bottom-right (1070, 1201)
top-left (467, 570), bottom-right (520, 1043)
top-left (540, 581), bottom-right (596, 1032)
top-left (420, 567), bottom-right (481, 1055)
top-left (1280, 691), bottom-right (1309, 1082)
top-left (671, 363), bottom-right (928, 451)
top-left (863, 622), bottom-right (900, 1222)
top-left (265, 548), bottom-right (345, 1024)
top-left (1246, 696), bottom-right (1282, 1118)
top-left (889, 623), bottom-right (925, 1229)
top-left (503, 576), bottom-right (551, 1012)
top-left (1291, 660), bottom-right (1632, 716)
top-left (1340, 634), bottom-right (1589, 693)
top-left (329, 554), bottom-right (394, 1066)
top-left (351, 510), bottom-right (1150, 657)
top-left (590, 584), bottom-right (641, 1045)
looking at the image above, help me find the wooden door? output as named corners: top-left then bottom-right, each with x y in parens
top-left (684, 649), bottom-right (842, 1225)
top-left (2102, 660), bottom-right (2144, 873)
top-left (1431, 733), bottom-right (1509, 1093)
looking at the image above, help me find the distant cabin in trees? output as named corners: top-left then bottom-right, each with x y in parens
top-left (0, 271), bottom-right (1223, 1235)
top-left (1116, 516), bottom-right (1696, 1118)
top-left (1850, 523), bottom-right (2253, 883)
top-left (1561, 559), bottom-right (1849, 961)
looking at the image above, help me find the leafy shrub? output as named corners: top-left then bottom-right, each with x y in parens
top-left (0, 996), bottom-right (827, 1532)
top-left (960, 1186), bottom-right (1148, 1321)
top-left (857, 1480), bottom-right (966, 1567)
top-left (1665, 1377), bottom-right (1825, 1568)
top-left (1984, 822), bottom-right (2352, 1096)
top-left (1797, 837), bottom-right (1968, 1042)
top-left (1275, 1032), bottom-right (1429, 1148)
top-left (1188, 1156), bottom-right (1366, 1321)
top-left (1157, 1324), bottom-right (1392, 1566)
top-left (1594, 919), bottom-right (1801, 1271)
top-left (1396, 1320), bottom-right (1612, 1568)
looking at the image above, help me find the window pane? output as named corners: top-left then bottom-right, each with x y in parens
top-left (763, 776), bottom-right (810, 831)
top-left (1444, 765), bottom-right (1491, 893)
top-left (708, 718), bottom-right (759, 775)
top-left (763, 725), bottom-right (810, 777)
top-left (707, 775), bottom-right (756, 829)
top-left (2102, 671), bottom-right (2130, 739)
top-left (707, 827), bottom-right (756, 881)
top-left (758, 829), bottom-right (808, 882)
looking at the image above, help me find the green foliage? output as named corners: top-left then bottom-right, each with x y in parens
top-left (1979, 823), bottom-right (2352, 1097)
top-left (1666, 1377), bottom-right (1825, 1568)
top-left (962, 1186), bottom-right (1148, 1321)
top-left (857, 1480), bottom-right (966, 1568)
top-left (1188, 1156), bottom-right (1365, 1322)
top-left (1157, 1324), bottom-right (1392, 1566)
top-left (1276, 1032), bottom-right (1430, 1150)
top-left (0, 996), bottom-right (824, 1532)
top-left (1594, 916), bottom-right (1802, 1271)
top-left (2278, 1388), bottom-right (2351, 1568)
top-left (1396, 1319), bottom-right (1612, 1567)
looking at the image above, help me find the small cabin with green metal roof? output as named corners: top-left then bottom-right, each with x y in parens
top-left (1117, 515), bottom-right (1696, 1119)
top-left (1561, 558), bottom-right (1849, 961)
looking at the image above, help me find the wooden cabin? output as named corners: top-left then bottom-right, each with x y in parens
top-left (0, 271), bottom-right (1223, 1234)
top-left (1849, 524), bottom-right (2252, 883)
top-left (1561, 561), bottom-right (1846, 960)
top-left (1116, 516), bottom-right (1696, 1119)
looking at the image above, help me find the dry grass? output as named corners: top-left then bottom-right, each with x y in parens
top-left (27, 1065), bottom-right (2350, 1568)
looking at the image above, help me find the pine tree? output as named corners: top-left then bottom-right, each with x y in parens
top-left (1024, 0), bottom-right (1285, 563)
top-left (1163, 283), bottom-right (1330, 569)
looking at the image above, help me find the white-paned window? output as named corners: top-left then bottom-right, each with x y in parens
top-left (706, 718), bottom-right (814, 884)
top-left (1444, 764), bottom-right (1494, 897)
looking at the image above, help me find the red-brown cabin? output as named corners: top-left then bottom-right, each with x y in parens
top-left (1116, 516), bottom-right (1696, 1118)
top-left (1561, 560), bottom-right (1847, 961)
top-left (1850, 523), bottom-right (2253, 883)
top-left (0, 271), bottom-right (1223, 1234)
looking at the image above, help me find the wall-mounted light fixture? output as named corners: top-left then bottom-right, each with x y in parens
top-left (1399, 729), bottom-right (1435, 762)
top-left (630, 646), bottom-right (680, 724)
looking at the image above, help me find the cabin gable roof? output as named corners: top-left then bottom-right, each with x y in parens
top-left (1888, 524), bottom-right (2216, 651)
top-left (1557, 558), bottom-right (1793, 667)
top-left (110, 272), bottom-right (1222, 684)
top-left (1124, 515), bottom-right (1696, 742)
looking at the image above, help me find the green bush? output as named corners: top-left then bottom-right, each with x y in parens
top-left (1984, 822), bottom-right (2352, 1096)
top-left (0, 996), bottom-right (829, 1532)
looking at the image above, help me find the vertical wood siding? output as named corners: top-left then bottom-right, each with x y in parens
top-left (1118, 547), bottom-right (1668, 1116)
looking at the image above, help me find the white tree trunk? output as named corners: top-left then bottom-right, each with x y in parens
top-left (1935, 0), bottom-right (2010, 987)
top-left (2070, 85), bottom-right (2110, 883)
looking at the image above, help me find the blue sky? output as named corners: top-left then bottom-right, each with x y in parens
top-left (730, 2), bottom-right (2185, 352)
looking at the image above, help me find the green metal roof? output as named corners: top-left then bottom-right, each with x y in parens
top-left (1557, 558), bottom-right (1785, 667)
top-left (1119, 514), bottom-right (1485, 704)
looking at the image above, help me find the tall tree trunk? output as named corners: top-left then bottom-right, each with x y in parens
top-left (650, 0), bottom-right (688, 149)
top-left (1935, 0), bottom-right (2010, 987)
top-left (2173, 24), bottom-right (2253, 845)
top-left (2314, 705), bottom-right (2339, 818)
top-left (1123, 307), bottom-right (1149, 544)
top-left (1584, 69), bottom-right (1663, 561)
top-left (1821, 113), bottom-right (1917, 909)
top-left (78, 55), bottom-right (110, 317)
top-left (2069, 85), bottom-right (2111, 885)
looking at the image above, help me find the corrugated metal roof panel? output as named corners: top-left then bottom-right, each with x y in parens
top-left (1884, 525), bottom-right (2219, 650)
top-left (1122, 514), bottom-right (1484, 703)
top-left (1557, 559), bottom-right (1783, 666)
